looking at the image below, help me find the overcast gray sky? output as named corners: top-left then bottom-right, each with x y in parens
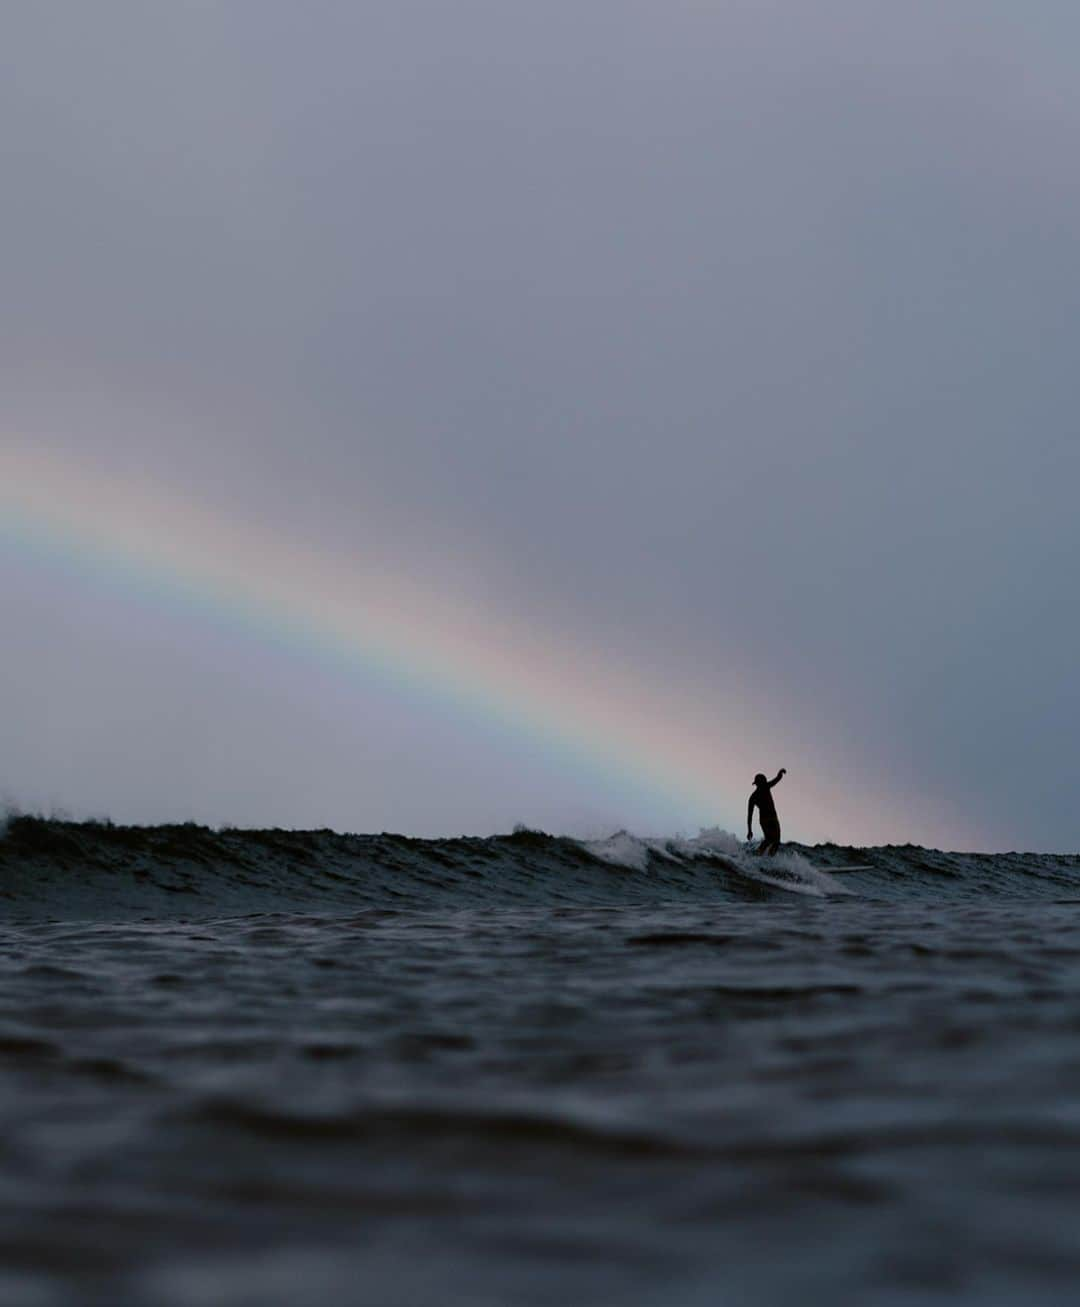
top-left (3, 1), bottom-right (1078, 849)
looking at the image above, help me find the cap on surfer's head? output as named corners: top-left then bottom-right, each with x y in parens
top-left (753, 773), bottom-right (767, 787)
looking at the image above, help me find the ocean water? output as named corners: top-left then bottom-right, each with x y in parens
top-left (3, 818), bottom-right (1080, 1306)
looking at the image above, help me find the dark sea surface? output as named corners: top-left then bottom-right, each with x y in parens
top-left (3, 818), bottom-right (1080, 1306)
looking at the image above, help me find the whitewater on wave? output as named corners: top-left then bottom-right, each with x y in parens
top-left (581, 827), bottom-right (850, 897)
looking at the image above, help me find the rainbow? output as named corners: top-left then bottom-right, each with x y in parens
top-left (0, 446), bottom-right (948, 842)
top-left (1, 446), bottom-right (749, 826)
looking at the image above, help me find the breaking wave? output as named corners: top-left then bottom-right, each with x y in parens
top-left (1, 816), bottom-right (1078, 920)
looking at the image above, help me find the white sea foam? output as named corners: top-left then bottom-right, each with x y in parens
top-left (580, 831), bottom-right (654, 872)
top-left (580, 826), bottom-right (850, 897)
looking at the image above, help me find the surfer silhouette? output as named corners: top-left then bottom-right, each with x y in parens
top-left (747, 769), bottom-right (786, 855)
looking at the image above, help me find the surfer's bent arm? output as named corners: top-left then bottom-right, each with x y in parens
top-left (769, 769), bottom-right (787, 788)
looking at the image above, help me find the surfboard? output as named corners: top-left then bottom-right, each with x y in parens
top-left (817, 865), bottom-right (874, 874)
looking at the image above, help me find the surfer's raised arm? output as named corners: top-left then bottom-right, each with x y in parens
top-left (769, 768), bottom-right (787, 788)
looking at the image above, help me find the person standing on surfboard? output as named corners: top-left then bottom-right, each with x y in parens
top-left (747, 769), bottom-right (786, 855)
